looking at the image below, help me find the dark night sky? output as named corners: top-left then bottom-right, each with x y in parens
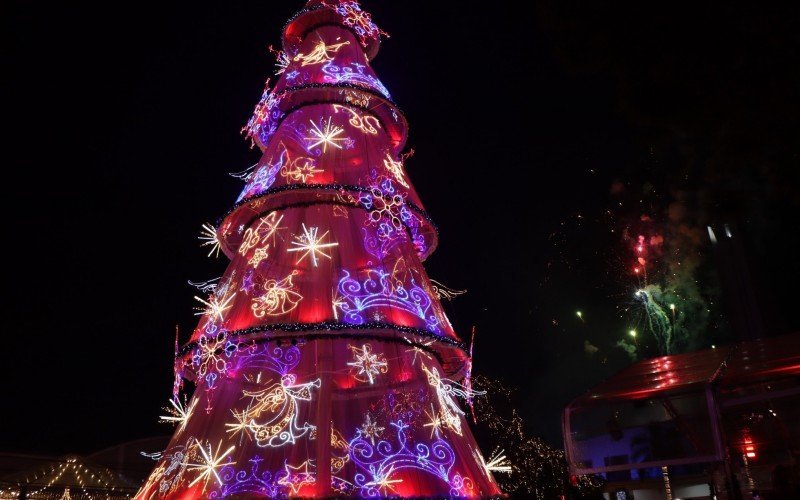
top-left (4, 2), bottom-right (799, 455)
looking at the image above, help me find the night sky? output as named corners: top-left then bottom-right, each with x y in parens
top-left (5, 2), bottom-right (799, 456)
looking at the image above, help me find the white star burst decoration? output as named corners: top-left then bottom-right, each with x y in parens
top-left (305, 117), bottom-right (348, 153)
top-left (187, 439), bottom-right (236, 490)
top-left (347, 344), bottom-right (388, 384)
top-left (194, 291), bottom-right (236, 321)
top-left (159, 397), bottom-right (196, 433)
top-left (359, 413), bottom-right (385, 445)
top-left (199, 223), bottom-right (221, 257)
top-left (287, 223), bottom-right (339, 267)
top-left (423, 403), bottom-right (443, 438)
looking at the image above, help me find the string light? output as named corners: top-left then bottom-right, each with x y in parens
top-left (287, 223), bottom-right (339, 266)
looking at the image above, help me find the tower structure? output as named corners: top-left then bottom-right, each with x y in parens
top-left (137, 1), bottom-right (502, 497)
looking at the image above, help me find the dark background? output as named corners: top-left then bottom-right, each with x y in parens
top-left (4, 1), bottom-right (799, 454)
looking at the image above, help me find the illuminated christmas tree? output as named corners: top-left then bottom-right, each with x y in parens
top-left (137, 1), bottom-right (503, 497)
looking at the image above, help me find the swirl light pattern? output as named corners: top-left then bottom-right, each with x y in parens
top-left (336, 269), bottom-right (441, 332)
top-left (349, 420), bottom-right (456, 497)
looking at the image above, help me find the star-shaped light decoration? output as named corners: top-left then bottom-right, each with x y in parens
top-left (159, 397), bottom-right (196, 433)
top-left (347, 344), bottom-right (388, 385)
top-left (305, 117), bottom-right (348, 153)
top-left (225, 408), bottom-right (253, 443)
top-left (423, 403), bottom-right (443, 438)
top-left (359, 413), bottom-right (385, 445)
top-left (255, 212), bottom-right (285, 246)
top-left (199, 223), bottom-right (221, 258)
top-left (186, 440), bottom-right (236, 491)
top-left (367, 465), bottom-right (403, 495)
top-left (194, 291), bottom-right (236, 322)
top-left (287, 223), bottom-right (339, 267)
top-left (248, 244), bottom-right (270, 268)
top-left (277, 460), bottom-right (316, 496)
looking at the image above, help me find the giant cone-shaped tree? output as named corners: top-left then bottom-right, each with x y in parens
top-left (137, 1), bottom-right (503, 497)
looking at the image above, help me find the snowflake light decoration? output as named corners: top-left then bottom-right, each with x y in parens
top-left (305, 117), bottom-right (349, 153)
top-left (287, 223), bottom-right (339, 267)
top-left (347, 344), bottom-right (388, 384)
top-left (186, 440), bottom-right (236, 491)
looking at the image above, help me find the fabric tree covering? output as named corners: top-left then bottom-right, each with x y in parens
top-left (136, 1), bottom-right (503, 498)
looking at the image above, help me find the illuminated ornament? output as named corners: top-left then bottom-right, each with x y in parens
top-left (358, 413), bottom-right (385, 445)
top-left (293, 39), bottom-right (350, 66)
top-left (237, 147), bottom-right (287, 202)
top-left (333, 104), bottom-right (381, 135)
top-left (248, 244), bottom-right (270, 268)
top-left (188, 277), bottom-right (219, 294)
top-left (472, 446), bottom-right (512, 476)
top-left (255, 212), bottom-right (286, 246)
top-left (276, 460), bottom-right (316, 496)
top-left (404, 338), bottom-right (434, 365)
top-left (361, 177), bottom-right (406, 230)
top-left (239, 226), bottom-right (263, 256)
top-left (287, 223), bottom-right (339, 267)
top-left (159, 397), bottom-right (196, 434)
top-left (331, 425), bottom-right (352, 474)
top-left (430, 279), bottom-right (467, 301)
top-left (216, 456), bottom-right (280, 497)
top-left (280, 156), bottom-right (323, 183)
top-left (332, 289), bottom-right (346, 320)
top-left (194, 291), bottom-right (236, 322)
top-left (242, 79), bottom-right (283, 148)
top-left (186, 440), bottom-right (236, 491)
top-left (347, 344), bottom-right (388, 384)
top-left (199, 223), bottom-right (221, 258)
top-left (336, 269), bottom-right (441, 332)
top-left (269, 45), bottom-right (290, 74)
top-left (305, 117), bottom-right (349, 153)
top-left (251, 271), bottom-right (303, 318)
top-left (382, 152), bottom-right (409, 188)
top-left (325, 1), bottom-right (388, 46)
top-left (423, 403), bottom-right (443, 438)
top-left (192, 330), bottom-right (237, 393)
top-left (422, 365), bottom-right (486, 436)
top-left (322, 61), bottom-right (390, 97)
top-left (227, 374), bottom-right (321, 448)
top-left (349, 420), bottom-right (457, 497)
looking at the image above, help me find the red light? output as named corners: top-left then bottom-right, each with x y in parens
top-left (634, 267), bottom-right (640, 274)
